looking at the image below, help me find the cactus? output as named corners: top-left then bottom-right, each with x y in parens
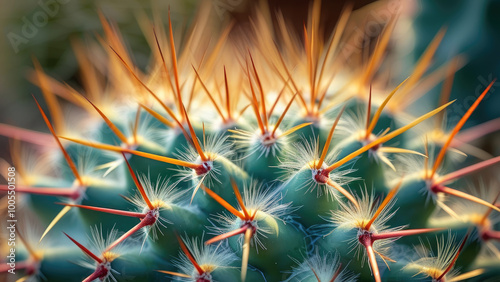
top-left (1, 1), bottom-right (500, 282)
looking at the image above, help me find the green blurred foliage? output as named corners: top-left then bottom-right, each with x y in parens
top-left (0, 0), bottom-right (199, 127)
top-left (410, 0), bottom-right (500, 125)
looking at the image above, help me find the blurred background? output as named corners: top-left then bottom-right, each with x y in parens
top-left (1, 0), bottom-right (499, 162)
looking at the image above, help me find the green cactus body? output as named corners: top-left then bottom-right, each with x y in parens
top-left (148, 204), bottom-right (207, 256)
top-left (280, 170), bottom-right (340, 227)
top-left (316, 227), bottom-right (376, 280)
top-left (37, 248), bottom-right (92, 282)
top-left (2, 1), bottom-right (500, 282)
top-left (469, 257), bottom-right (500, 280)
top-left (334, 138), bottom-right (390, 195)
top-left (242, 149), bottom-right (283, 182)
top-left (227, 219), bottom-right (306, 281)
top-left (387, 177), bottom-right (436, 229)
